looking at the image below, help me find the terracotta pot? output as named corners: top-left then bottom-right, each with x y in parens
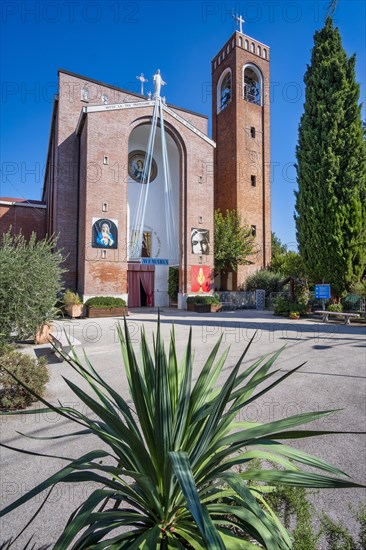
top-left (65, 304), bottom-right (83, 318)
top-left (86, 306), bottom-right (128, 318)
top-left (35, 322), bottom-right (53, 344)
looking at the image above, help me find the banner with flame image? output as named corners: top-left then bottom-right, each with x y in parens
top-left (191, 266), bottom-right (211, 293)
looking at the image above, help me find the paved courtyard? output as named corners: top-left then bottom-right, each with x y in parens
top-left (1, 309), bottom-right (365, 548)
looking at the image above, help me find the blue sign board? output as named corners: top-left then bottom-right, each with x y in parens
top-left (141, 258), bottom-right (169, 266)
top-left (315, 284), bottom-right (331, 299)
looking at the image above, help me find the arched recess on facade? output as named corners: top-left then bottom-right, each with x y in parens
top-left (217, 68), bottom-right (232, 114)
top-left (242, 63), bottom-right (263, 106)
top-left (127, 116), bottom-right (186, 266)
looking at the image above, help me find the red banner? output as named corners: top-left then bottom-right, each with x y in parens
top-left (191, 266), bottom-right (211, 293)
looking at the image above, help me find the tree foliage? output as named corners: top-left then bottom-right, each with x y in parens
top-left (270, 234), bottom-right (308, 281)
top-left (214, 209), bottom-right (256, 274)
top-left (295, 17), bottom-right (366, 296)
top-left (270, 233), bottom-right (288, 274)
top-left (0, 231), bottom-right (65, 342)
top-left (245, 270), bottom-right (283, 296)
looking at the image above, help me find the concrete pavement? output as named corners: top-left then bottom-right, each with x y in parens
top-left (1, 308), bottom-right (365, 548)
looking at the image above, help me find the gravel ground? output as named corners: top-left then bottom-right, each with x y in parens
top-left (1, 308), bottom-right (365, 548)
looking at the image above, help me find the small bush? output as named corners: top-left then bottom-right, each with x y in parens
top-left (186, 295), bottom-right (220, 305)
top-left (295, 282), bottom-right (310, 306)
top-left (62, 289), bottom-right (82, 306)
top-left (168, 268), bottom-right (179, 301)
top-left (245, 269), bottom-right (283, 295)
top-left (274, 297), bottom-right (307, 317)
top-left (0, 231), bottom-right (65, 343)
top-left (328, 303), bottom-right (343, 313)
top-left (85, 296), bottom-right (126, 309)
top-left (274, 297), bottom-right (291, 316)
top-left (0, 345), bottom-right (49, 410)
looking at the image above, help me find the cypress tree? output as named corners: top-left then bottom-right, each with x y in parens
top-left (295, 17), bottom-right (366, 297)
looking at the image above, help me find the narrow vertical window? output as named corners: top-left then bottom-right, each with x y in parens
top-left (251, 175), bottom-right (256, 187)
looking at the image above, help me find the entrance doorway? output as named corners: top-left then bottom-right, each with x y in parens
top-left (127, 265), bottom-right (155, 307)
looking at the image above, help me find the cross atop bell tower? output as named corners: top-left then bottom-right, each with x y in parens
top-left (232, 13), bottom-right (245, 34)
top-left (212, 30), bottom-right (271, 290)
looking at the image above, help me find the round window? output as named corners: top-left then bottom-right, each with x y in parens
top-left (128, 150), bottom-right (158, 184)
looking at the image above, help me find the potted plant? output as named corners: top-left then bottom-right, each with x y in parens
top-left (210, 292), bottom-right (223, 313)
top-left (62, 290), bottom-right (83, 319)
top-left (34, 306), bottom-right (60, 344)
top-left (186, 295), bottom-right (222, 313)
top-left (289, 311), bottom-right (300, 320)
top-left (85, 296), bottom-right (128, 318)
top-left (35, 320), bottom-right (53, 344)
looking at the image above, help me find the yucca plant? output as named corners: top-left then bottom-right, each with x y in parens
top-left (0, 318), bottom-right (364, 549)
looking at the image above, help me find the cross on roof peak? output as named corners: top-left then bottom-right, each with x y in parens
top-left (233, 13), bottom-right (245, 34)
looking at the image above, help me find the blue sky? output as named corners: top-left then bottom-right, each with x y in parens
top-left (1, 0), bottom-right (365, 247)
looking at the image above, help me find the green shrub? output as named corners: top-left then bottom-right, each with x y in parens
top-left (186, 295), bottom-right (220, 305)
top-left (295, 282), bottom-right (310, 306)
top-left (0, 318), bottom-right (364, 548)
top-left (84, 296), bottom-right (126, 309)
top-left (350, 280), bottom-right (366, 299)
top-left (274, 297), bottom-right (291, 316)
top-left (328, 303), bottom-right (343, 313)
top-left (274, 297), bottom-right (307, 317)
top-left (0, 231), bottom-right (65, 343)
top-left (0, 345), bottom-right (49, 410)
top-left (245, 269), bottom-right (283, 295)
top-left (168, 267), bottom-right (179, 301)
top-left (62, 289), bottom-right (82, 306)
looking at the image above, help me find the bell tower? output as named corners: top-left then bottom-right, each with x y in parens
top-left (212, 22), bottom-right (271, 289)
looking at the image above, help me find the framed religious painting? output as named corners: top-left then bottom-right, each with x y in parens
top-left (191, 228), bottom-right (210, 255)
top-left (128, 150), bottom-right (158, 184)
top-left (92, 218), bottom-right (118, 249)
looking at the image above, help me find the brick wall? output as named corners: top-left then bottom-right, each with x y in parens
top-left (0, 201), bottom-right (46, 241)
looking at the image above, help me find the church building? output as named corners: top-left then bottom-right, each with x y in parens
top-left (1, 23), bottom-right (271, 308)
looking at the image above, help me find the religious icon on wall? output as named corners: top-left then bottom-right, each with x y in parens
top-left (128, 150), bottom-right (158, 184)
top-left (92, 218), bottom-right (118, 249)
top-left (191, 228), bottom-right (210, 255)
top-left (130, 230), bottom-right (152, 258)
top-left (191, 266), bottom-right (211, 293)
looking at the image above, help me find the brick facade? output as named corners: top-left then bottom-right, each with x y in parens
top-left (212, 32), bottom-right (271, 289)
top-left (42, 70), bottom-right (214, 303)
top-left (0, 199), bottom-right (46, 241)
